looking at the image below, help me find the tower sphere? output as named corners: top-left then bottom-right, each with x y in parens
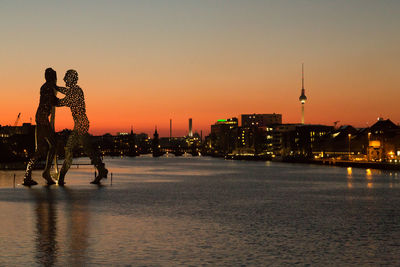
top-left (299, 92), bottom-right (307, 104)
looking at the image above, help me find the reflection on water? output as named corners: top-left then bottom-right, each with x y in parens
top-left (347, 167), bottom-right (353, 177)
top-left (346, 167), bottom-right (353, 189)
top-left (32, 188), bottom-right (58, 266)
top-left (62, 187), bottom-right (90, 266)
top-left (344, 166), bottom-right (400, 190)
top-left (29, 187), bottom-right (90, 266)
top-left (0, 157), bottom-right (399, 265)
top-left (365, 168), bottom-right (374, 189)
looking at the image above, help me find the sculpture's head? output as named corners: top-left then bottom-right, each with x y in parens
top-left (45, 68), bottom-right (57, 84)
top-left (64, 69), bottom-right (78, 87)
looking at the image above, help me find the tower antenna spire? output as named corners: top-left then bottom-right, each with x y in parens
top-left (302, 63), bottom-right (304, 89)
top-left (299, 63), bottom-right (307, 124)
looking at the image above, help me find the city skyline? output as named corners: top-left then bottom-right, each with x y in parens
top-left (1, 1), bottom-right (399, 136)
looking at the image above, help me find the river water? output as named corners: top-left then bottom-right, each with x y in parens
top-left (0, 156), bottom-right (399, 266)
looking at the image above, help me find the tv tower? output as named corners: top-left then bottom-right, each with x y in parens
top-left (299, 63), bottom-right (307, 124)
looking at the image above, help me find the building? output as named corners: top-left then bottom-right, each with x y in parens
top-left (272, 124), bottom-right (298, 157)
top-left (210, 118), bottom-right (238, 155)
top-left (367, 118), bottom-right (400, 161)
top-left (241, 113), bottom-right (282, 128)
top-left (0, 123), bottom-right (36, 161)
top-left (152, 127), bottom-right (164, 157)
top-left (233, 126), bottom-right (274, 155)
top-left (273, 124), bottom-right (333, 158)
top-left (317, 125), bottom-right (360, 158)
top-left (0, 123), bottom-right (35, 138)
top-left (234, 127), bottom-right (255, 155)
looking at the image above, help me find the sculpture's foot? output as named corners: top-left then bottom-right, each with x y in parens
top-left (46, 180), bottom-right (56, 186)
top-left (22, 178), bottom-right (38, 186)
top-left (91, 168), bottom-right (108, 184)
top-left (57, 178), bottom-right (66, 186)
top-left (58, 171), bottom-right (66, 186)
top-left (42, 172), bottom-right (56, 186)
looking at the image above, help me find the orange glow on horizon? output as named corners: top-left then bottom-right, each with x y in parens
top-left (3, 69), bottom-right (399, 137)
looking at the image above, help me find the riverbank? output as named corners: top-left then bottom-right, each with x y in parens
top-left (223, 155), bottom-right (400, 171)
top-left (273, 157), bottom-right (400, 170)
top-left (313, 159), bottom-right (400, 171)
top-left (224, 154), bottom-right (272, 161)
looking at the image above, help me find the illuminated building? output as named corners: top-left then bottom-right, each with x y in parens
top-left (241, 113), bottom-right (282, 128)
top-left (0, 123), bottom-right (35, 162)
top-left (238, 113), bottom-right (281, 155)
top-left (232, 126), bottom-right (274, 156)
top-left (299, 64), bottom-right (307, 124)
top-left (0, 123), bottom-right (35, 137)
top-left (367, 140), bottom-right (382, 161)
top-left (367, 118), bottom-right (400, 161)
top-left (273, 124), bottom-right (333, 158)
top-left (306, 118), bottom-right (400, 161)
top-left (272, 124), bottom-right (298, 157)
top-left (127, 126), bottom-right (139, 157)
top-left (136, 133), bottom-right (151, 154)
top-left (234, 127), bottom-right (255, 155)
top-left (210, 118), bottom-right (238, 155)
top-left (320, 125), bottom-right (360, 159)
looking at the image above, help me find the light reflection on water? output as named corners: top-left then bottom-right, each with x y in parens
top-left (0, 157), bottom-right (399, 265)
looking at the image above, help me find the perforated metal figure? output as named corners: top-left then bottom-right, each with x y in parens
top-left (23, 68), bottom-right (58, 186)
top-left (56, 69), bottom-right (108, 185)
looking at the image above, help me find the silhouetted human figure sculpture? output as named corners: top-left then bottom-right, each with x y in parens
top-left (23, 68), bottom-right (58, 186)
top-left (56, 69), bottom-right (108, 185)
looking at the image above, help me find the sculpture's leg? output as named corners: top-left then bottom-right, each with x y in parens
top-left (23, 126), bottom-right (46, 186)
top-left (50, 97), bottom-right (59, 179)
top-left (42, 137), bottom-right (56, 185)
top-left (58, 131), bottom-right (78, 186)
top-left (81, 133), bottom-right (108, 184)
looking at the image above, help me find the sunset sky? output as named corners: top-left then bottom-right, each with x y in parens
top-left (1, 0), bottom-right (399, 136)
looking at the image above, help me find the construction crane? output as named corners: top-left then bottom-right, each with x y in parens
top-left (334, 121), bottom-right (340, 129)
top-left (14, 113), bottom-right (21, 126)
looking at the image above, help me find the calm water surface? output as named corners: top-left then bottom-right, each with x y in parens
top-left (0, 156), bottom-right (399, 266)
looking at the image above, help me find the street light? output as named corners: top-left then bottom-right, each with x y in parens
top-left (367, 132), bottom-right (371, 161)
top-left (348, 134), bottom-right (351, 159)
